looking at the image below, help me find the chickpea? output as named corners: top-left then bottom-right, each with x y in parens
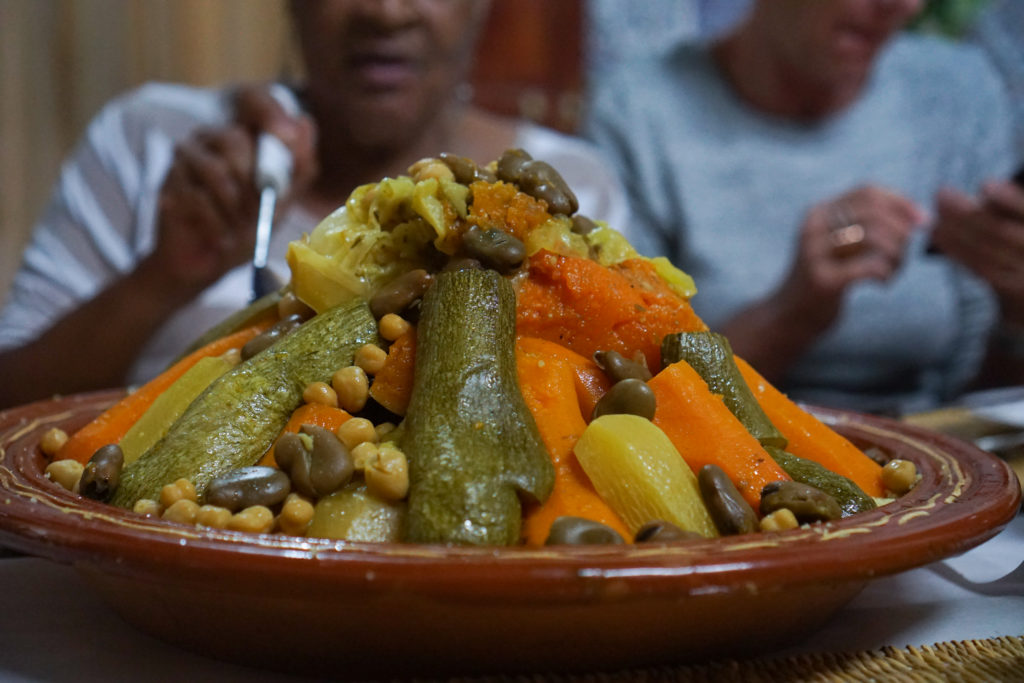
top-left (332, 366), bottom-right (369, 413)
top-left (160, 478), bottom-right (198, 508)
top-left (162, 499), bottom-right (200, 525)
top-left (228, 506), bottom-right (275, 534)
top-left (881, 459), bottom-right (919, 496)
top-left (277, 493), bottom-right (315, 536)
top-left (378, 313), bottom-right (411, 342)
top-left (759, 508), bottom-right (799, 533)
top-left (303, 381), bottom-right (339, 407)
top-left (336, 417), bottom-right (378, 450)
top-left (39, 428), bottom-right (69, 457)
top-left (354, 344), bottom-right (388, 376)
top-left (351, 442), bottom-right (380, 472)
top-left (45, 459), bottom-right (83, 492)
top-left (365, 444), bottom-right (410, 501)
top-left (375, 422), bottom-right (397, 439)
top-left (196, 504), bottom-right (233, 529)
top-left (133, 498), bottom-right (163, 517)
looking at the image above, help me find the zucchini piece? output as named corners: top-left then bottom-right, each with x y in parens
top-left (661, 331), bottom-right (787, 449)
top-left (111, 299), bottom-right (379, 508)
top-left (401, 269), bottom-right (554, 545)
top-left (767, 447), bottom-right (877, 517)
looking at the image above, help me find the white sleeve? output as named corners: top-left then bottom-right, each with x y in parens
top-left (0, 84), bottom-right (228, 353)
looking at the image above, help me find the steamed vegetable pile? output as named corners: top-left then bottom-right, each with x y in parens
top-left (40, 150), bottom-right (921, 546)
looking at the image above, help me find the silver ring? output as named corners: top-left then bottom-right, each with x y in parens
top-left (829, 222), bottom-right (866, 249)
top-left (828, 203), bottom-right (866, 255)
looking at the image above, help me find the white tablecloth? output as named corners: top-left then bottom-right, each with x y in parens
top-left (0, 512), bottom-right (1021, 682)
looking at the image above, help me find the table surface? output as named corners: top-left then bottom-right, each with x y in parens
top-left (0, 511), bottom-right (1020, 683)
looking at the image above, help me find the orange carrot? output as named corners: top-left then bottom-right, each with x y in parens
top-left (649, 360), bottom-right (790, 509)
top-left (57, 321), bottom-right (274, 464)
top-left (734, 356), bottom-right (885, 498)
top-left (514, 336), bottom-right (610, 421)
top-left (368, 329), bottom-right (417, 416)
top-left (258, 403), bottom-right (353, 468)
top-left (468, 180), bottom-right (552, 240)
top-left (516, 338), bottom-right (630, 545)
top-left (516, 251), bottom-right (706, 371)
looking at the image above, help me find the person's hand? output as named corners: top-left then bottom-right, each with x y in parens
top-left (145, 84), bottom-right (317, 294)
top-left (775, 185), bottom-right (926, 330)
top-left (932, 181), bottom-right (1024, 324)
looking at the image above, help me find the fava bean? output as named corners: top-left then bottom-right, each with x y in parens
top-left (461, 228), bottom-right (526, 273)
top-left (369, 269), bottom-right (433, 319)
top-left (204, 466), bottom-right (291, 512)
top-left (544, 516), bottom-right (625, 545)
top-left (634, 520), bottom-right (702, 543)
top-left (276, 291), bottom-right (315, 321)
top-left (594, 350), bottom-right (652, 383)
top-left (275, 425), bottom-right (354, 499)
top-left (241, 313), bottom-right (305, 360)
top-left (495, 149), bottom-right (579, 216)
top-left (79, 444), bottom-right (124, 502)
top-left (592, 378), bottom-right (656, 420)
top-left (442, 256), bottom-right (483, 272)
top-left (439, 153), bottom-right (495, 184)
top-left (760, 480), bottom-right (842, 523)
top-left (698, 464), bottom-right (759, 536)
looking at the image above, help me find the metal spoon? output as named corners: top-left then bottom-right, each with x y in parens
top-left (250, 85), bottom-right (299, 302)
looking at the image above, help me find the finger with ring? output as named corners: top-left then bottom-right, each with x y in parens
top-left (829, 223), bottom-right (867, 256)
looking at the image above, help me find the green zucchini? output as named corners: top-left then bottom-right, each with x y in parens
top-left (112, 299), bottom-right (379, 508)
top-left (767, 447), bottom-right (876, 517)
top-left (661, 331), bottom-right (787, 449)
top-left (401, 269), bottom-right (554, 545)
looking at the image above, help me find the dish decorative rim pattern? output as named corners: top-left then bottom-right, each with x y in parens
top-left (0, 389), bottom-right (1019, 600)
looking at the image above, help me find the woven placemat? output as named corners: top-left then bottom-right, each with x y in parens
top-left (436, 636), bottom-right (1024, 683)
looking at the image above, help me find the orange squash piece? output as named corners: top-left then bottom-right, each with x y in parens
top-left (735, 356), bottom-right (885, 498)
top-left (649, 360), bottom-right (790, 509)
top-left (516, 251), bottom-right (706, 371)
top-left (516, 337), bottom-right (630, 545)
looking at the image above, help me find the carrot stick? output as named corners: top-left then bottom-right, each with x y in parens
top-left (258, 402), bottom-right (352, 468)
top-left (649, 360), bottom-right (790, 509)
top-left (516, 337), bottom-right (630, 545)
top-left (57, 321), bottom-right (274, 464)
top-left (368, 329), bottom-right (416, 416)
top-left (734, 356), bottom-right (885, 498)
top-left (514, 336), bottom-right (610, 421)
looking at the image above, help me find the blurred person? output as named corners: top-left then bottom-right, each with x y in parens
top-left (586, 0), bottom-right (1024, 414)
top-left (0, 0), bottom-right (629, 409)
top-left (968, 0), bottom-right (1024, 161)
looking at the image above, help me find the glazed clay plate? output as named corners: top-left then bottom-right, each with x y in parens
top-left (0, 391), bottom-right (1019, 678)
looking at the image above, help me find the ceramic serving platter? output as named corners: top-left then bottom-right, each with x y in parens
top-left (0, 390), bottom-right (1019, 678)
